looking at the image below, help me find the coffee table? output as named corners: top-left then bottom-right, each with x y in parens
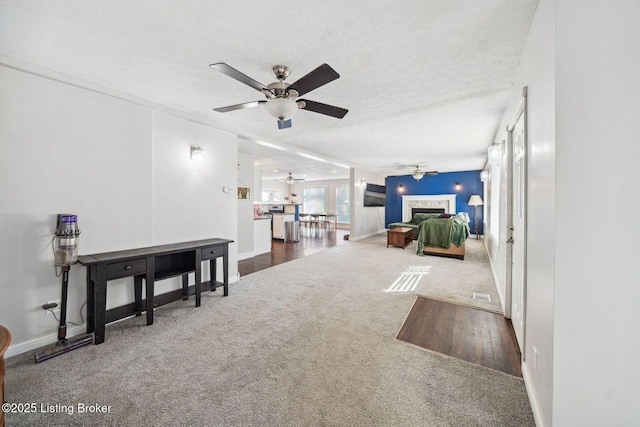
top-left (387, 227), bottom-right (413, 249)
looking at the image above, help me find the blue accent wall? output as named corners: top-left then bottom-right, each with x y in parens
top-left (385, 170), bottom-right (484, 234)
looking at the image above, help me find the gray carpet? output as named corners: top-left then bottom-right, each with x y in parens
top-left (5, 234), bottom-right (533, 426)
top-left (357, 233), bottom-right (502, 313)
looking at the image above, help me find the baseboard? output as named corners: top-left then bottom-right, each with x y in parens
top-left (486, 238), bottom-right (506, 314)
top-left (5, 323), bottom-right (88, 359)
top-left (237, 251), bottom-right (255, 261)
top-left (521, 361), bottom-right (545, 427)
top-left (350, 229), bottom-right (386, 241)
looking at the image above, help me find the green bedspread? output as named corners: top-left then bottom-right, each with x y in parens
top-left (416, 218), bottom-right (470, 254)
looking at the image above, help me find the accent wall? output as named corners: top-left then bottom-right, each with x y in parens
top-left (384, 170), bottom-right (484, 234)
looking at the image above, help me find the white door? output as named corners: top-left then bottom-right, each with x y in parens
top-left (511, 111), bottom-right (527, 350)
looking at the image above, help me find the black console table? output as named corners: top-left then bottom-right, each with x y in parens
top-left (78, 238), bottom-right (233, 345)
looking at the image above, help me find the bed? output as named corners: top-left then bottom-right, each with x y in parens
top-left (388, 208), bottom-right (470, 260)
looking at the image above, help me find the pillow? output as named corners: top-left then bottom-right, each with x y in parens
top-left (409, 213), bottom-right (441, 224)
top-left (439, 213), bottom-right (453, 218)
top-left (454, 212), bottom-right (470, 223)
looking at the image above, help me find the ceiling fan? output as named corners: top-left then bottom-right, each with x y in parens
top-left (410, 166), bottom-right (438, 181)
top-left (209, 62), bottom-right (348, 129)
top-left (276, 173), bottom-right (305, 185)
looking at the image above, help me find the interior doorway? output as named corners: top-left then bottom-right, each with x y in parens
top-left (507, 87), bottom-right (528, 353)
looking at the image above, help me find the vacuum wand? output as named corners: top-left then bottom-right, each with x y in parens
top-left (57, 265), bottom-right (70, 344)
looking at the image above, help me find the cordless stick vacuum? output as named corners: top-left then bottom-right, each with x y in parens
top-left (35, 214), bottom-right (93, 363)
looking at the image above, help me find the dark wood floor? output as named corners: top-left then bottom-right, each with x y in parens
top-left (397, 297), bottom-right (522, 376)
top-left (238, 227), bottom-right (349, 277)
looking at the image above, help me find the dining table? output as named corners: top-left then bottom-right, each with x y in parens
top-left (298, 213), bottom-right (338, 234)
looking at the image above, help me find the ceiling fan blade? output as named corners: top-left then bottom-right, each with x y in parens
top-left (213, 101), bottom-right (265, 113)
top-left (209, 63), bottom-right (269, 92)
top-left (288, 64), bottom-right (340, 96)
top-left (299, 99), bottom-right (348, 119)
top-left (278, 119), bottom-right (292, 129)
top-left (425, 171), bottom-right (439, 176)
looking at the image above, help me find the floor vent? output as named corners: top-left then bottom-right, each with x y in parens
top-left (473, 292), bottom-right (491, 302)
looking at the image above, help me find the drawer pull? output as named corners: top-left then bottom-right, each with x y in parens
top-left (210, 250), bottom-right (216, 255)
top-left (125, 265), bottom-right (132, 270)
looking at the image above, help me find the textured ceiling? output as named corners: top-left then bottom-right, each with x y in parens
top-left (0, 0), bottom-right (538, 182)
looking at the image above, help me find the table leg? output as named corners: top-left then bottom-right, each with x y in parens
top-left (223, 245), bottom-right (229, 297)
top-left (94, 265), bottom-right (108, 344)
top-left (210, 258), bottom-right (217, 292)
top-left (145, 256), bottom-right (155, 326)
top-left (134, 275), bottom-right (143, 316)
top-left (195, 250), bottom-right (202, 307)
top-left (181, 274), bottom-right (189, 300)
top-left (86, 269), bottom-right (95, 334)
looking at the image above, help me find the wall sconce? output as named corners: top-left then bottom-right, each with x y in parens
top-left (480, 170), bottom-right (489, 182)
top-left (455, 182), bottom-right (461, 191)
top-left (190, 146), bottom-right (204, 160)
top-left (398, 184), bottom-right (404, 193)
top-left (488, 141), bottom-right (504, 165)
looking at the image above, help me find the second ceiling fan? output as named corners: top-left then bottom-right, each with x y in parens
top-left (410, 166), bottom-right (438, 181)
top-left (276, 173), bottom-right (305, 185)
top-left (210, 62), bottom-right (348, 129)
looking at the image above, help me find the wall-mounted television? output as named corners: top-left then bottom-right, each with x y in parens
top-left (363, 183), bottom-right (386, 207)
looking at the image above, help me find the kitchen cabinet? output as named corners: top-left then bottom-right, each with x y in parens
top-left (254, 218), bottom-right (272, 254)
top-left (272, 213), bottom-right (294, 239)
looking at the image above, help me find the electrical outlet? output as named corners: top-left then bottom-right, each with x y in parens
top-left (44, 300), bottom-right (61, 315)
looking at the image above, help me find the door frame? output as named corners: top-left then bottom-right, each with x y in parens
top-left (505, 86), bottom-right (528, 358)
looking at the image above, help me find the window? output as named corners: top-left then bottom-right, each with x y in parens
top-left (303, 187), bottom-right (327, 213)
top-left (262, 189), bottom-right (283, 203)
top-left (335, 185), bottom-right (350, 223)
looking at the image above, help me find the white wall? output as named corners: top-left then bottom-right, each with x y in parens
top-left (0, 64), bottom-right (239, 356)
top-left (261, 181), bottom-right (289, 202)
top-left (486, 0), bottom-right (556, 424)
top-left (237, 151), bottom-right (255, 258)
top-left (151, 111), bottom-right (238, 293)
top-left (252, 169), bottom-right (263, 202)
top-left (487, 1), bottom-right (640, 425)
top-left (554, 1), bottom-right (640, 425)
top-left (349, 168), bottom-right (386, 240)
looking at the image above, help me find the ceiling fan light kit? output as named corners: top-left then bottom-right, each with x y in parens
top-left (210, 62), bottom-right (348, 129)
top-left (412, 167), bottom-right (425, 181)
top-left (265, 98), bottom-right (298, 121)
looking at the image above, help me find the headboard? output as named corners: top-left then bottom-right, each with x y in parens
top-left (411, 207), bottom-right (445, 218)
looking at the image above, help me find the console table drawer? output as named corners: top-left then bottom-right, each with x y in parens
top-left (201, 246), bottom-right (223, 260)
top-left (107, 259), bottom-right (147, 280)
